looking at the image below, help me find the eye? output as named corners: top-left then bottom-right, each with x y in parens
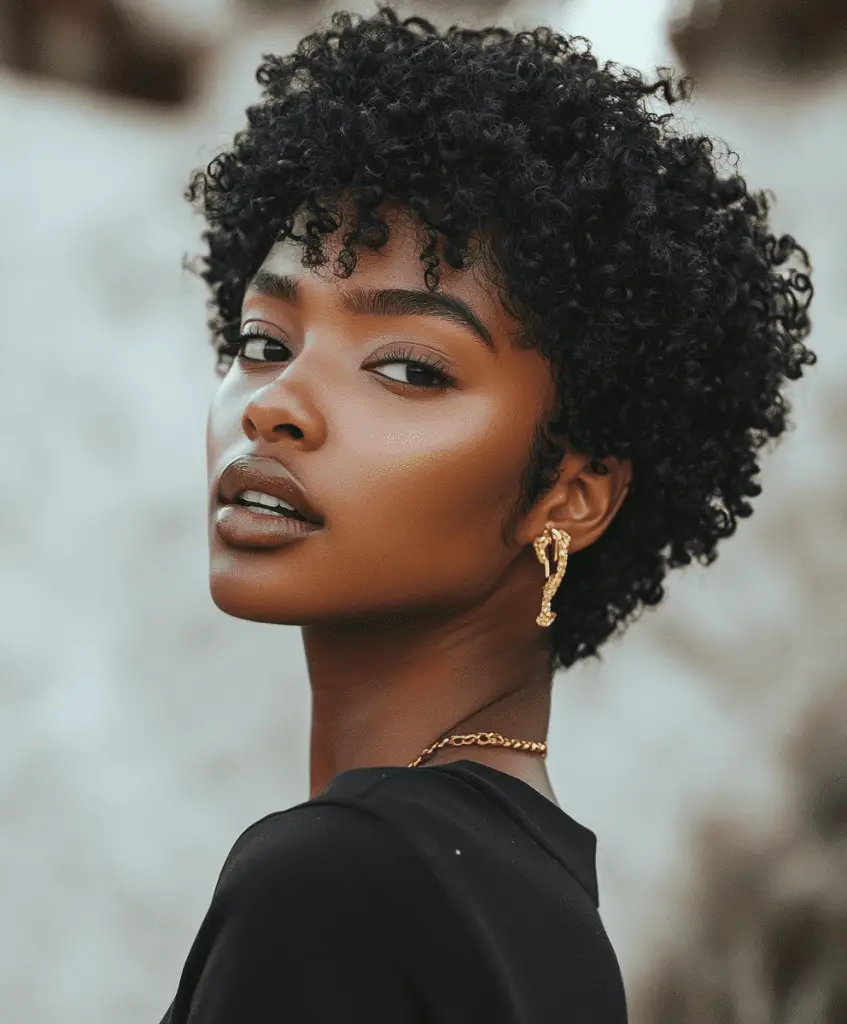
top-left (213, 329), bottom-right (291, 376)
top-left (368, 346), bottom-right (454, 391)
top-left (213, 333), bottom-right (455, 391)
top-left (236, 330), bottom-right (292, 364)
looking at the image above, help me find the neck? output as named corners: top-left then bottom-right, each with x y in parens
top-left (303, 595), bottom-right (555, 800)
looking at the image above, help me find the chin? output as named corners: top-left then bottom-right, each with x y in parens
top-left (208, 551), bottom-right (313, 625)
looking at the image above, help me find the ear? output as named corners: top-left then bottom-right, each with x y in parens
top-left (517, 453), bottom-right (633, 554)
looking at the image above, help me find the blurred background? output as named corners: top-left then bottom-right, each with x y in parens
top-left (1, 0), bottom-right (844, 1021)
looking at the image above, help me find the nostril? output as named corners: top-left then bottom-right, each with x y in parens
top-left (273, 424), bottom-right (304, 439)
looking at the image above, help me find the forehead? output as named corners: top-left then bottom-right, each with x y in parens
top-left (254, 208), bottom-right (519, 338)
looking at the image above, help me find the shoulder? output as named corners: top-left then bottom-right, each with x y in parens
top-left (215, 796), bottom-right (412, 909)
top-left (178, 801), bottom-right (419, 986)
top-left (215, 766), bottom-right (444, 890)
top-left (173, 794), bottom-right (438, 1021)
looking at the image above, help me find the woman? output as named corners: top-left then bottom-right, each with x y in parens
top-left (159, 7), bottom-right (814, 1022)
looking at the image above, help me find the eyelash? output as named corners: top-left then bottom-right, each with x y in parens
top-left (216, 331), bottom-right (455, 391)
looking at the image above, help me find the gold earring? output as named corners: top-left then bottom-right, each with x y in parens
top-left (533, 522), bottom-right (571, 627)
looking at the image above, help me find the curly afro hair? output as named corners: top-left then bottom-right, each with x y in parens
top-left (186, 5), bottom-right (815, 673)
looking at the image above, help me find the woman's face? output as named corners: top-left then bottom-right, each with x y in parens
top-left (207, 210), bottom-right (556, 625)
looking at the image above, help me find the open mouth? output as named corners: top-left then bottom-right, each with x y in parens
top-left (234, 490), bottom-right (316, 524)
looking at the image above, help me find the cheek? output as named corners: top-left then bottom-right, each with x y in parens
top-left (353, 397), bottom-right (525, 509)
top-left (330, 396), bottom-right (532, 583)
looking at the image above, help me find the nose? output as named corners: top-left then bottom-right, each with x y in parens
top-left (241, 374), bottom-right (326, 450)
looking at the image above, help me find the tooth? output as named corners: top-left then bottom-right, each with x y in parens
top-left (235, 489), bottom-right (301, 514)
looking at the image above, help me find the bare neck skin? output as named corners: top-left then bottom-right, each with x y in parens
top-left (304, 554), bottom-right (560, 806)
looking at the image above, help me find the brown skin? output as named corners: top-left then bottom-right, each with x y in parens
top-left (207, 206), bottom-right (632, 803)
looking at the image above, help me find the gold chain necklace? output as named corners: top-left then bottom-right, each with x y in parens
top-left (408, 731), bottom-right (547, 768)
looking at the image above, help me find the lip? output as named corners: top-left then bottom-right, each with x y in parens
top-left (214, 503), bottom-right (322, 548)
top-left (217, 455), bottom-right (324, 526)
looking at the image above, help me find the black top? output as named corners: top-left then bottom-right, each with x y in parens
top-left (158, 759), bottom-right (627, 1023)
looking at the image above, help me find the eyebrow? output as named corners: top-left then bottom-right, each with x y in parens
top-left (246, 269), bottom-right (494, 350)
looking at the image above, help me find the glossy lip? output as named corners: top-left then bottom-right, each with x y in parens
top-left (214, 504), bottom-right (322, 549)
top-left (217, 455), bottom-right (324, 525)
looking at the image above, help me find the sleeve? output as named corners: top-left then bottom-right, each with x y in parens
top-left (179, 803), bottom-right (428, 1024)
